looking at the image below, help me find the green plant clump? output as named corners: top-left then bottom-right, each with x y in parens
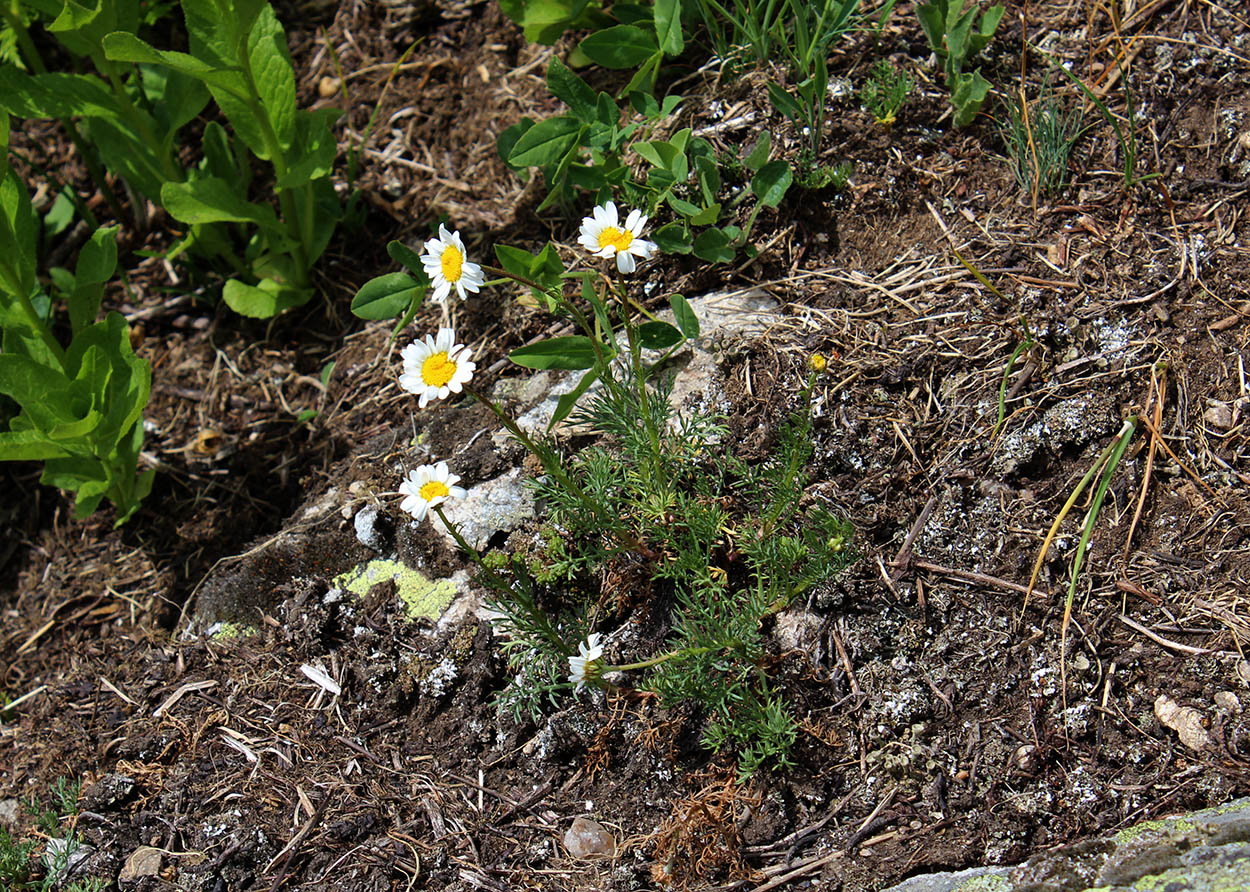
top-left (861, 58), bottom-right (913, 126)
top-left (916, 0), bottom-right (1004, 127)
top-left (1001, 84), bottom-right (1084, 198)
top-left (0, 113), bottom-right (153, 524)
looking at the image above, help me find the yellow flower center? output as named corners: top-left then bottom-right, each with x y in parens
top-left (419, 480), bottom-right (450, 502)
top-left (597, 226), bottom-right (633, 253)
top-left (421, 351), bottom-right (457, 388)
top-left (440, 244), bottom-right (464, 282)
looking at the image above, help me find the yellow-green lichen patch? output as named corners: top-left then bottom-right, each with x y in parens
top-left (1114, 817), bottom-right (1197, 846)
top-left (334, 559), bottom-right (457, 621)
top-left (954, 875), bottom-right (1012, 892)
top-left (206, 621), bottom-right (257, 640)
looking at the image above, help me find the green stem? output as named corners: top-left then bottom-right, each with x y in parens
top-left (465, 386), bottom-right (608, 522)
top-left (432, 505), bottom-right (514, 592)
top-left (607, 645), bottom-right (717, 673)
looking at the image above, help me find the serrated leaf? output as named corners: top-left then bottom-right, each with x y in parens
top-left (547, 56), bottom-right (597, 122)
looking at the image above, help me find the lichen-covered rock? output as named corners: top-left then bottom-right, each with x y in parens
top-left (882, 799), bottom-right (1250, 892)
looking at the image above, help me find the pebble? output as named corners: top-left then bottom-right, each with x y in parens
top-left (119, 846), bottom-right (163, 884)
top-left (317, 76), bottom-right (341, 98)
top-left (1154, 694), bottom-right (1211, 752)
top-left (563, 817), bottom-right (616, 859)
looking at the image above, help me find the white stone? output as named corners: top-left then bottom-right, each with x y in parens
top-left (563, 816), bottom-right (616, 859)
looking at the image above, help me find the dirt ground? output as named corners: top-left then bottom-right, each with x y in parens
top-left (3, 0), bottom-right (1250, 889)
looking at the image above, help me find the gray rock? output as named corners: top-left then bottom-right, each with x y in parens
top-left (0, 798), bottom-right (18, 829)
top-left (435, 467), bottom-right (535, 551)
top-left (353, 503), bottom-right (386, 551)
top-left (882, 799), bottom-right (1250, 892)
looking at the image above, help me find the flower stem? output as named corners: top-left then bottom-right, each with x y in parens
top-left (432, 505), bottom-right (513, 592)
top-left (464, 386), bottom-right (608, 523)
top-left (606, 646), bottom-right (717, 673)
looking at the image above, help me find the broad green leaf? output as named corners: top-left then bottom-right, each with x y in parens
top-left (68, 225), bottom-right (119, 335)
top-left (246, 4), bottom-right (297, 151)
top-left (689, 202), bottom-right (719, 226)
top-left (0, 428), bottom-right (69, 461)
top-left (667, 196), bottom-right (701, 217)
top-left (654, 0), bottom-right (683, 56)
top-left (0, 67), bottom-right (123, 120)
top-left (550, 368), bottom-right (598, 429)
top-left (638, 321), bottom-right (683, 350)
top-left (0, 354), bottom-right (76, 431)
top-left (652, 221), bottom-right (692, 254)
top-left (578, 25), bottom-right (657, 69)
top-left (277, 108), bottom-right (342, 188)
top-left (350, 271), bottom-right (423, 320)
top-left (692, 227), bottom-right (734, 263)
top-left (495, 244), bottom-right (538, 279)
top-left (223, 277), bottom-right (313, 318)
top-left (695, 154), bottom-right (720, 205)
top-left (547, 56), bottom-right (597, 123)
top-left (140, 64), bottom-right (212, 142)
top-left (621, 50), bottom-right (660, 96)
top-left (498, 117), bottom-right (535, 168)
top-left (751, 160), bottom-right (792, 207)
top-left (510, 336), bottom-right (598, 370)
top-left (101, 32), bottom-right (231, 89)
top-left (669, 293), bottom-right (699, 338)
top-left (508, 116), bottom-right (584, 169)
top-left (387, 240), bottom-right (426, 276)
top-left (951, 68), bottom-right (991, 127)
top-left (743, 132), bottom-right (771, 171)
top-left (161, 177), bottom-right (282, 230)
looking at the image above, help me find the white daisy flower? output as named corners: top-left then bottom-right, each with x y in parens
top-left (578, 201), bottom-right (658, 274)
top-left (399, 461), bottom-right (467, 521)
top-left (568, 632), bottom-right (604, 692)
top-left (399, 328), bottom-right (476, 408)
top-left (421, 224), bottom-right (485, 302)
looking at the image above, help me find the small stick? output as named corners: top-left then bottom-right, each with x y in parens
top-left (910, 559), bottom-right (1053, 600)
top-left (890, 495), bottom-right (939, 582)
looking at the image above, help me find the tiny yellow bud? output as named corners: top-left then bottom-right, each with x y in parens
top-left (808, 353), bottom-right (827, 372)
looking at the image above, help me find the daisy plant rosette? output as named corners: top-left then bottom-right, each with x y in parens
top-left (578, 202), bottom-right (658, 274)
top-left (399, 328), bottom-right (476, 408)
top-left (421, 224), bottom-right (485, 302)
top-left (399, 462), bottom-right (467, 522)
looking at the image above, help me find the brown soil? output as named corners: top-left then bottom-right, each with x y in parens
top-left (3, 1), bottom-right (1250, 890)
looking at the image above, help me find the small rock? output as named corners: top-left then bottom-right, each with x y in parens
top-left (1204, 401), bottom-right (1234, 430)
top-left (353, 503), bottom-right (388, 551)
top-left (1154, 694), bottom-right (1211, 751)
top-left (436, 467), bottom-right (535, 551)
top-left (81, 774), bottom-right (135, 811)
top-left (44, 837), bottom-right (94, 882)
top-left (317, 76), bottom-right (341, 98)
top-left (0, 798), bottom-right (18, 829)
top-left (1215, 691), bottom-right (1242, 714)
top-left (119, 846), bottom-right (163, 884)
top-left (563, 816), bottom-right (616, 859)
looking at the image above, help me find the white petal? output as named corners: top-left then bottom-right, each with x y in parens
top-left (617, 251), bottom-right (635, 274)
top-left (438, 223), bottom-right (454, 243)
top-left (449, 486), bottom-right (467, 499)
top-left (625, 208), bottom-right (642, 231)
